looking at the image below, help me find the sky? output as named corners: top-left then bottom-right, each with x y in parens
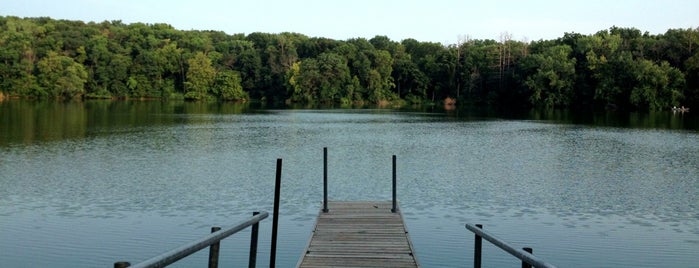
top-left (2, 0), bottom-right (697, 44)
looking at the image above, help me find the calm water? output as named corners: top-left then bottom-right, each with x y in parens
top-left (1, 100), bottom-right (698, 267)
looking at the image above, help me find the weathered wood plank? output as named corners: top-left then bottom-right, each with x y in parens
top-left (297, 201), bottom-right (419, 268)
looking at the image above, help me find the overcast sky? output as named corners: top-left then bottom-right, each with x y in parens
top-left (2, 0), bottom-right (697, 44)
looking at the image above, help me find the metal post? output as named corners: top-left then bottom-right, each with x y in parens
top-left (391, 155), bottom-right (397, 213)
top-left (270, 158), bottom-right (282, 268)
top-left (114, 262), bottom-right (130, 268)
top-left (522, 248), bottom-right (533, 268)
top-left (323, 147), bottom-right (328, 213)
top-left (249, 212), bottom-right (260, 268)
top-left (208, 227), bottom-right (221, 268)
top-left (474, 224), bottom-right (483, 268)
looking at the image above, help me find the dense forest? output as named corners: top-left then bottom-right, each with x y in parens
top-left (1, 16), bottom-right (698, 110)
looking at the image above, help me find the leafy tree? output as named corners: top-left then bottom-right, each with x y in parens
top-left (367, 50), bottom-right (396, 102)
top-left (1, 16), bottom-right (698, 109)
top-left (108, 54), bottom-right (132, 97)
top-left (0, 17), bottom-right (40, 96)
top-left (184, 52), bottom-right (215, 100)
top-left (36, 51), bottom-right (88, 98)
top-left (287, 52), bottom-right (350, 103)
top-left (214, 70), bottom-right (248, 101)
top-left (684, 48), bottom-right (699, 105)
top-left (630, 60), bottom-right (685, 110)
top-left (228, 40), bottom-right (262, 97)
top-left (287, 60), bottom-right (316, 103)
top-left (522, 45), bottom-right (576, 107)
top-left (392, 45), bottom-right (428, 102)
top-left (316, 52), bottom-right (351, 102)
top-left (155, 41), bottom-right (185, 98)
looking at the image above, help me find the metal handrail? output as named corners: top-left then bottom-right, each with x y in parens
top-left (116, 212), bottom-right (269, 268)
top-left (465, 223), bottom-right (557, 268)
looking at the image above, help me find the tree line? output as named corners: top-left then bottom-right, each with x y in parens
top-left (1, 16), bottom-right (697, 110)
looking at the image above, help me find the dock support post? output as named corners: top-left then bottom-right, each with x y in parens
top-left (323, 147), bottom-right (329, 213)
top-left (522, 248), bottom-right (533, 268)
top-left (391, 155), bottom-right (397, 213)
top-left (248, 212), bottom-right (260, 268)
top-left (474, 224), bottom-right (483, 268)
top-left (270, 158), bottom-right (282, 268)
top-left (208, 227), bottom-right (221, 268)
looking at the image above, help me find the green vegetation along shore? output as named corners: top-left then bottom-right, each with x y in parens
top-left (1, 16), bottom-right (697, 110)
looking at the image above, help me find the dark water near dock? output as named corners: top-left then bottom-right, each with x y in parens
top-left (1, 100), bottom-right (698, 267)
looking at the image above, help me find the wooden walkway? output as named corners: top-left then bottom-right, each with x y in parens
top-left (297, 201), bottom-right (419, 268)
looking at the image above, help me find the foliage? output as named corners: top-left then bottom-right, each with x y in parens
top-left (214, 70), bottom-right (248, 101)
top-left (287, 52), bottom-right (351, 103)
top-left (0, 16), bottom-right (697, 110)
top-left (184, 52), bottom-right (215, 100)
top-left (37, 51), bottom-right (88, 98)
top-left (521, 45), bottom-right (576, 107)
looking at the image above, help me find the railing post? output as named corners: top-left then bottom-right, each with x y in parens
top-left (466, 223), bottom-right (555, 268)
top-left (270, 158), bottom-right (282, 268)
top-left (114, 213), bottom-right (268, 268)
top-left (522, 247), bottom-right (533, 268)
top-left (323, 147), bottom-right (329, 213)
top-left (114, 262), bottom-right (130, 268)
top-left (208, 227), bottom-right (221, 268)
top-left (474, 224), bottom-right (483, 268)
top-left (249, 212), bottom-right (260, 268)
top-left (391, 154), bottom-right (397, 213)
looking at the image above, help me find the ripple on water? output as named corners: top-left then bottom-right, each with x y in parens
top-left (1, 110), bottom-right (698, 267)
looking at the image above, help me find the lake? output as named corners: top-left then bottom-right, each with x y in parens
top-left (1, 100), bottom-right (698, 267)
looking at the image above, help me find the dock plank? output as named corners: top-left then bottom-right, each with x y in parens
top-left (297, 201), bottom-right (419, 268)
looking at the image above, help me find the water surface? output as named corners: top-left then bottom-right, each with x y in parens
top-left (1, 101), bottom-right (698, 267)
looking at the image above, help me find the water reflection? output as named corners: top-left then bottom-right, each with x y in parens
top-left (0, 100), bottom-right (260, 146)
top-left (526, 108), bottom-right (698, 130)
top-left (2, 100), bottom-right (697, 147)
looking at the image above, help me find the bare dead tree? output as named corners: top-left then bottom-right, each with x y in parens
top-left (499, 32), bottom-right (513, 90)
top-left (521, 37), bottom-right (529, 58)
top-left (455, 35), bottom-right (470, 98)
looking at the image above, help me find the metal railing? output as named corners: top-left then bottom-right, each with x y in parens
top-left (114, 212), bottom-right (268, 268)
top-left (465, 223), bottom-right (557, 268)
top-left (322, 147), bottom-right (398, 213)
top-left (116, 158), bottom-right (286, 268)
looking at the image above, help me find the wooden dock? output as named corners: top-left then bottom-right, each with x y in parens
top-left (297, 201), bottom-right (419, 268)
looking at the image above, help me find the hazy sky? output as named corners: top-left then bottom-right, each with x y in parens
top-left (2, 0), bottom-right (697, 44)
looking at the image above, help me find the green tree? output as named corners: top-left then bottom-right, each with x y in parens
top-left (392, 45), bottom-right (428, 102)
top-left (185, 52), bottom-right (216, 100)
top-left (630, 60), bottom-right (685, 110)
top-left (583, 33), bottom-right (630, 106)
top-left (316, 52), bottom-right (351, 102)
top-left (335, 39), bottom-right (370, 101)
top-left (108, 54), bottom-right (132, 97)
top-left (522, 45), bottom-right (577, 107)
top-left (684, 48), bottom-right (699, 105)
top-left (84, 34), bottom-right (108, 97)
top-left (2, 15), bottom-right (698, 108)
top-left (231, 40), bottom-right (263, 99)
top-left (287, 52), bottom-right (350, 103)
top-left (367, 50), bottom-right (396, 103)
top-left (36, 51), bottom-right (88, 98)
top-left (0, 17), bottom-right (40, 97)
top-left (286, 61), bottom-right (314, 102)
top-left (214, 70), bottom-right (248, 101)
top-left (155, 41), bottom-right (185, 98)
